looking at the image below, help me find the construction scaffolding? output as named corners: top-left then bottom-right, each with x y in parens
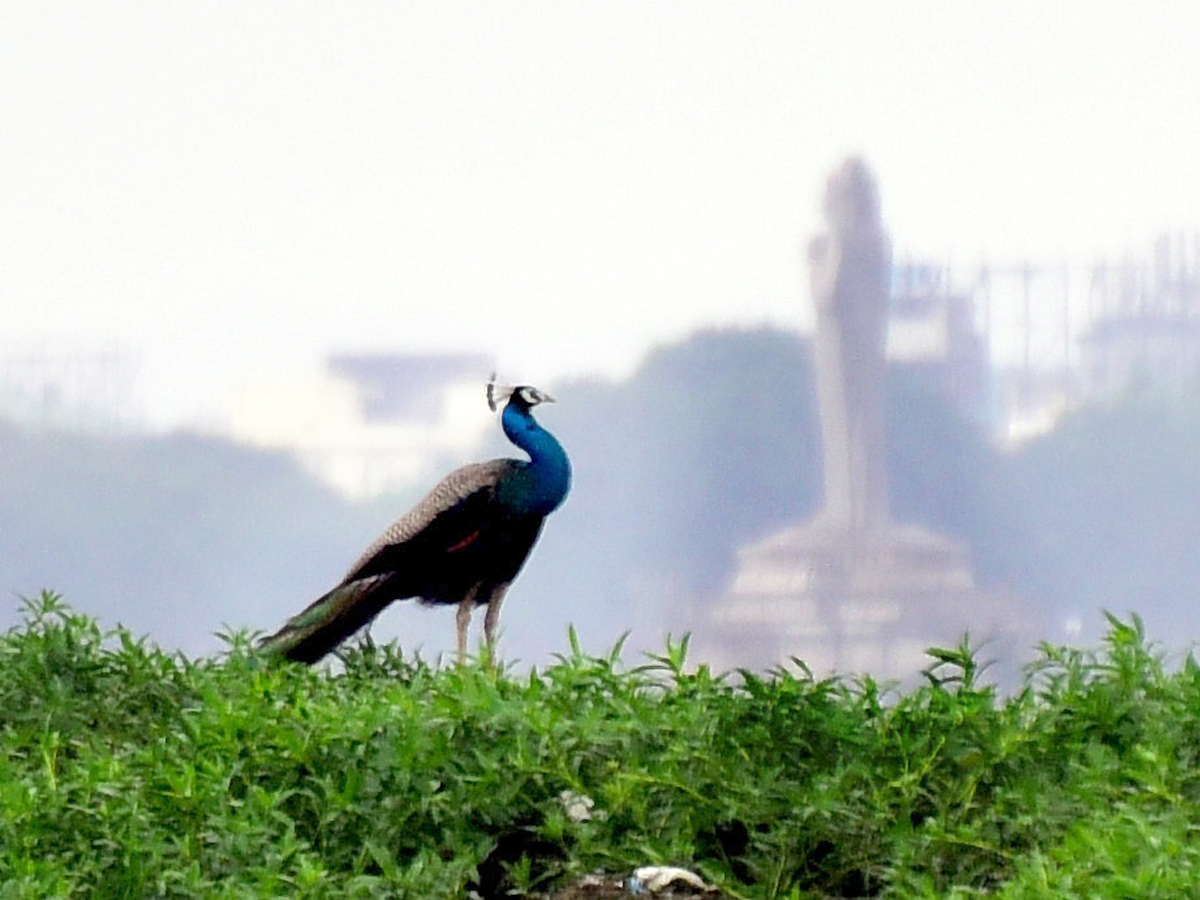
top-left (1081, 233), bottom-right (1200, 399)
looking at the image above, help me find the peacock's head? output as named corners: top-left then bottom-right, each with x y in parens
top-left (487, 376), bottom-right (555, 412)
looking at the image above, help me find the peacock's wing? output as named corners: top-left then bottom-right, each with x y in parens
top-left (339, 458), bottom-right (520, 586)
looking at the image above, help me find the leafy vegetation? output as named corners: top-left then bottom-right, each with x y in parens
top-left (5, 593), bottom-right (1200, 899)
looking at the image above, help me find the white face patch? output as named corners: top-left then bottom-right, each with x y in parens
top-left (518, 386), bottom-right (555, 406)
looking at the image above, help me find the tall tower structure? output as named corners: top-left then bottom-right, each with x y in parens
top-left (807, 157), bottom-right (892, 532)
top-left (688, 158), bottom-right (1032, 679)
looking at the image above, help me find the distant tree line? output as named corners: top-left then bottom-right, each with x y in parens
top-left (0, 423), bottom-right (387, 653)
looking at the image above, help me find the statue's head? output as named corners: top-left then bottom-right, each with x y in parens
top-left (822, 157), bottom-right (880, 235)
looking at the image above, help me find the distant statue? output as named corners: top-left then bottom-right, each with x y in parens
top-left (807, 158), bottom-right (891, 532)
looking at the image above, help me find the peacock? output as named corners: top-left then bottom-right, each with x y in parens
top-left (260, 378), bottom-right (571, 664)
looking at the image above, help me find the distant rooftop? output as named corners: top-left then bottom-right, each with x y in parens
top-left (327, 352), bottom-right (493, 424)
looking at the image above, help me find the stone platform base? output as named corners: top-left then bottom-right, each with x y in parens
top-left (685, 518), bottom-right (1036, 683)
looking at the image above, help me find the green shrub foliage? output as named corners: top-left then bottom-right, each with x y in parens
top-left (4, 593), bottom-right (1200, 899)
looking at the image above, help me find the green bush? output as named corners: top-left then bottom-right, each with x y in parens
top-left (3, 593), bottom-right (1200, 899)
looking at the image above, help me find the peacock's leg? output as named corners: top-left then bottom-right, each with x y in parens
top-left (482, 583), bottom-right (510, 662)
top-left (455, 584), bottom-right (479, 664)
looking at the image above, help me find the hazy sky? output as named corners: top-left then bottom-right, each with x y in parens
top-left (4, 3), bottom-right (1198, 426)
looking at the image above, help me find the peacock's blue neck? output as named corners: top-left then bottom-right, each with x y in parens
top-left (501, 402), bottom-right (571, 515)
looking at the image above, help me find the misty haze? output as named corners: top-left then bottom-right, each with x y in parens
top-left (3, 5), bottom-right (1199, 681)
top-left (3, 312), bottom-right (1200, 677)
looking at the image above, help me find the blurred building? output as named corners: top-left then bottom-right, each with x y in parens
top-left (230, 352), bottom-right (495, 499)
top-left (887, 262), bottom-right (989, 419)
top-left (1080, 233), bottom-right (1200, 400)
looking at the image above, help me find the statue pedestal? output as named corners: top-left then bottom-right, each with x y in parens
top-left (689, 518), bottom-right (1034, 681)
